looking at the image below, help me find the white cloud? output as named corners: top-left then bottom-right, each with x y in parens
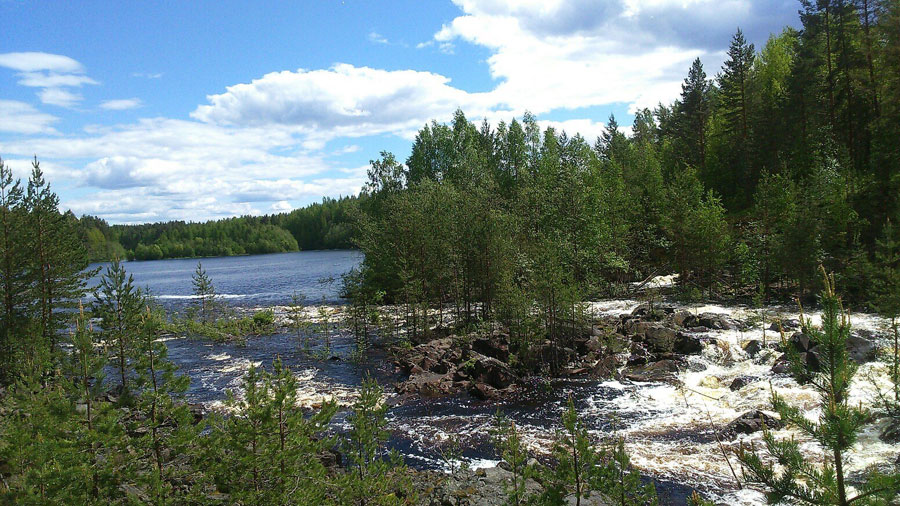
top-left (368, 31), bottom-right (389, 44)
top-left (0, 52), bottom-right (84, 73)
top-left (0, 52), bottom-right (97, 108)
top-left (39, 88), bottom-right (83, 108)
top-left (0, 117), bottom-right (368, 222)
top-left (0, 100), bottom-right (58, 134)
top-left (132, 72), bottom-right (163, 79)
top-left (100, 98), bottom-right (142, 110)
top-left (191, 63), bottom-right (501, 142)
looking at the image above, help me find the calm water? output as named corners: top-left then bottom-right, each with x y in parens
top-left (87, 250), bottom-right (363, 309)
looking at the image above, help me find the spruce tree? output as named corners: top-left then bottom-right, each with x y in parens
top-left (738, 268), bottom-right (899, 504)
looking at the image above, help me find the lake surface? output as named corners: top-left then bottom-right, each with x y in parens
top-left (88, 250), bottom-right (363, 309)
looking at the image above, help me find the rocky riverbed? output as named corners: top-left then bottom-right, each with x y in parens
top-left (167, 297), bottom-right (900, 505)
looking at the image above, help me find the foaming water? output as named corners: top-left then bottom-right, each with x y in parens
top-left (113, 253), bottom-right (896, 506)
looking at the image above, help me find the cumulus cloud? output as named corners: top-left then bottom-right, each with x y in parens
top-left (191, 64), bottom-right (501, 142)
top-left (0, 117), bottom-right (368, 222)
top-left (432, 0), bottom-right (796, 114)
top-left (100, 98), bottom-right (142, 110)
top-left (0, 100), bottom-right (58, 134)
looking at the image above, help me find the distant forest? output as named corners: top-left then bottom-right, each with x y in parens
top-left (77, 195), bottom-right (359, 261)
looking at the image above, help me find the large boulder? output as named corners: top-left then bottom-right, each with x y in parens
top-left (729, 376), bottom-right (756, 391)
top-left (697, 312), bottom-right (737, 330)
top-left (847, 333), bottom-right (877, 363)
top-left (622, 360), bottom-right (681, 384)
top-left (724, 410), bottom-right (783, 437)
top-left (769, 319), bottom-right (801, 331)
top-left (469, 353), bottom-right (517, 389)
top-left (591, 355), bottom-right (620, 379)
top-left (473, 334), bottom-right (510, 362)
top-left (398, 372), bottom-right (454, 397)
top-left (743, 340), bottom-right (763, 358)
top-left (674, 332), bottom-right (704, 354)
top-left (641, 325), bottom-right (679, 353)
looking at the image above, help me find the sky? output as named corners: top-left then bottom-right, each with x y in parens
top-left (0, 0), bottom-right (799, 224)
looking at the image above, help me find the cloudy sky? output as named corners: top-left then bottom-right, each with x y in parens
top-left (0, 0), bottom-right (799, 224)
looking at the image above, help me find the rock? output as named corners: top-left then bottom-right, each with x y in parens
top-left (880, 419), bottom-right (900, 443)
top-left (585, 335), bottom-right (603, 353)
top-left (188, 403), bottom-right (204, 424)
top-left (697, 312), bottom-right (737, 330)
top-left (724, 410), bottom-right (782, 437)
top-left (473, 334), bottom-right (510, 362)
top-left (622, 360), bottom-right (680, 384)
top-left (630, 303), bottom-right (676, 318)
top-left (847, 334), bottom-right (877, 364)
top-left (470, 353), bottom-right (517, 389)
top-left (470, 382), bottom-right (501, 400)
top-left (591, 355), bottom-right (620, 379)
top-left (743, 340), bottom-right (763, 358)
top-left (769, 319), bottom-right (801, 331)
top-left (771, 355), bottom-right (792, 374)
top-left (639, 325), bottom-right (678, 353)
top-left (671, 310), bottom-right (695, 328)
top-left (729, 376), bottom-right (756, 391)
top-left (788, 332), bottom-right (821, 371)
top-left (399, 372), bottom-right (453, 397)
top-left (674, 332), bottom-right (703, 354)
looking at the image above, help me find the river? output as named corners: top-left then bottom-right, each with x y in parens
top-left (88, 251), bottom-right (900, 505)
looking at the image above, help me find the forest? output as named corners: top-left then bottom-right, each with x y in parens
top-left (2, 0), bottom-right (900, 504)
top-left (78, 195), bottom-right (358, 261)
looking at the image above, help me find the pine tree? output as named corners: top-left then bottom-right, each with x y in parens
top-left (339, 377), bottom-right (410, 506)
top-left (25, 157), bottom-right (93, 368)
top-left (131, 306), bottom-right (199, 503)
top-left (93, 258), bottom-right (144, 395)
top-left (542, 397), bottom-right (598, 506)
top-left (191, 261), bottom-right (217, 322)
top-left (738, 267), bottom-right (900, 504)
top-left (675, 58), bottom-right (712, 172)
top-left (491, 412), bottom-right (533, 506)
top-left (0, 158), bottom-right (27, 382)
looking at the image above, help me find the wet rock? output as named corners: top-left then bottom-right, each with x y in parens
top-left (674, 332), bottom-right (704, 354)
top-left (470, 353), bottom-right (517, 389)
top-left (724, 410), bottom-right (782, 437)
top-left (399, 372), bottom-right (454, 397)
top-left (880, 419), bottom-right (900, 443)
top-left (743, 340), bottom-right (763, 358)
top-left (473, 334), bottom-right (510, 362)
top-left (631, 303), bottom-right (676, 318)
top-left (847, 334), bottom-right (877, 364)
top-left (591, 355), bottom-right (620, 379)
top-left (623, 360), bottom-right (680, 384)
top-left (788, 332), bottom-right (821, 371)
top-left (470, 382), bottom-right (501, 400)
top-left (697, 313), bottom-right (737, 330)
top-left (771, 355), bottom-right (792, 374)
top-left (671, 310), bottom-right (697, 328)
top-left (623, 319), bottom-right (654, 336)
top-left (769, 319), bottom-right (801, 331)
top-left (729, 376), bottom-right (756, 391)
top-left (641, 325), bottom-right (678, 353)
top-left (188, 403), bottom-right (204, 424)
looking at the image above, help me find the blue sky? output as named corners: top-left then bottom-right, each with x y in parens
top-left (0, 0), bottom-right (798, 223)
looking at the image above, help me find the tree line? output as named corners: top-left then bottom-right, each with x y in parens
top-left (348, 2), bottom-right (900, 363)
top-left (77, 195), bottom-right (359, 262)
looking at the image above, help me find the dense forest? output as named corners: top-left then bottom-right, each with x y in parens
top-left (349, 1), bottom-right (900, 328)
top-left (78, 195), bottom-right (358, 261)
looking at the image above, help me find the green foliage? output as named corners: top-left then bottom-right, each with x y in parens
top-left (192, 261), bottom-right (218, 322)
top-left (338, 376), bottom-right (412, 506)
top-left (491, 412), bottom-right (534, 505)
top-left (93, 257), bottom-right (144, 394)
top-left (211, 357), bottom-right (337, 504)
top-left (738, 268), bottom-right (900, 505)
